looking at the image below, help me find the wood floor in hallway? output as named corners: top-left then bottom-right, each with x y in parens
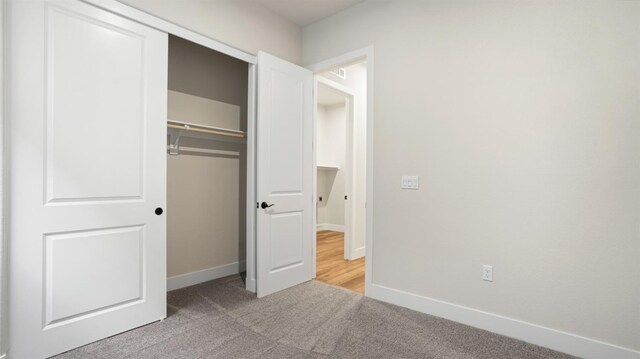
top-left (316, 230), bottom-right (365, 294)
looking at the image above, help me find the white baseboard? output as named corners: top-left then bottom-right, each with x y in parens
top-left (350, 246), bottom-right (365, 260)
top-left (167, 261), bottom-right (245, 291)
top-left (368, 283), bottom-right (640, 359)
top-left (316, 223), bottom-right (345, 232)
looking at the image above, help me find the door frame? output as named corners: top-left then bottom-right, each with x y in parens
top-left (245, 64), bottom-right (257, 292)
top-left (0, 0), bottom-right (7, 355)
top-left (313, 77), bottom-right (356, 266)
top-left (308, 46), bottom-right (374, 294)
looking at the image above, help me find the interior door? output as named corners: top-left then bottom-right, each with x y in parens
top-left (7, 0), bottom-right (167, 357)
top-left (256, 52), bottom-right (314, 297)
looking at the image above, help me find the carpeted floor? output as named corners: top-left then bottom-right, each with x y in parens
top-left (53, 275), bottom-right (575, 359)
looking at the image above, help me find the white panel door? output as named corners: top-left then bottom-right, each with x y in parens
top-left (7, 0), bottom-right (168, 357)
top-left (256, 52), bottom-right (314, 297)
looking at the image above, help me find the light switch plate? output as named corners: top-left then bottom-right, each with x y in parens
top-left (401, 175), bottom-right (419, 189)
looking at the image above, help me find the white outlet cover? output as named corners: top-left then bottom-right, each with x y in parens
top-left (482, 265), bottom-right (493, 282)
top-left (401, 175), bottom-right (419, 189)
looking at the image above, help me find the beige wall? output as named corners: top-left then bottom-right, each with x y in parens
top-left (118, 0), bottom-right (302, 64)
top-left (167, 36), bottom-right (247, 278)
top-left (167, 143), bottom-right (244, 277)
top-left (304, 0), bottom-right (640, 351)
top-left (169, 35), bottom-right (248, 129)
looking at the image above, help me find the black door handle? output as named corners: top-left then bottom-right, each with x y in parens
top-left (155, 207), bottom-right (163, 215)
top-left (261, 202), bottom-right (275, 209)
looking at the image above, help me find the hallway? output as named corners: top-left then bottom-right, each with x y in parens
top-left (315, 230), bottom-right (365, 294)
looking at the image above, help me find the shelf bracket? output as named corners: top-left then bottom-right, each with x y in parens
top-left (168, 128), bottom-right (183, 156)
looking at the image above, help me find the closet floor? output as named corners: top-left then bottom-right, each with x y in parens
top-left (316, 230), bottom-right (365, 294)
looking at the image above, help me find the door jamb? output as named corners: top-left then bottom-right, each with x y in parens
top-left (245, 64), bottom-right (257, 292)
top-left (307, 46), bottom-right (374, 294)
top-left (0, 0), bottom-right (7, 355)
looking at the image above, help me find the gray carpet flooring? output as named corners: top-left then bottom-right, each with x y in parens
top-left (53, 275), bottom-right (575, 359)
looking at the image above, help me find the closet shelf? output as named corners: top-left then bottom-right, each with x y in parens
top-left (167, 120), bottom-right (246, 138)
top-left (317, 165), bottom-right (339, 171)
top-left (167, 120), bottom-right (246, 155)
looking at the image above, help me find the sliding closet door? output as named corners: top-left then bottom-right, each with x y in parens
top-left (256, 52), bottom-right (314, 297)
top-left (7, 0), bottom-right (167, 357)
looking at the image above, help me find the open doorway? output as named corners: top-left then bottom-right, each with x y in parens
top-left (314, 61), bottom-right (367, 294)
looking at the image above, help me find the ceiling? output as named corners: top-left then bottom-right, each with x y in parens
top-left (251, 0), bottom-right (364, 26)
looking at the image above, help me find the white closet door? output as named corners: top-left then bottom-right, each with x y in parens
top-left (256, 52), bottom-right (314, 297)
top-left (7, 0), bottom-right (167, 357)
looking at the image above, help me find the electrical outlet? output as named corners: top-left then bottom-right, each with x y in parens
top-left (482, 265), bottom-right (493, 282)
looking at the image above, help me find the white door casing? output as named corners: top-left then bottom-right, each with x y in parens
top-left (256, 52), bottom-right (314, 298)
top-left (7, 0), bottom-right (167, 357)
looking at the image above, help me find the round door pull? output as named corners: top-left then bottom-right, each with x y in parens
top-left (155, 207), bottom-right (163, 215)
top-left (260, 202), bottom-right (275, 209)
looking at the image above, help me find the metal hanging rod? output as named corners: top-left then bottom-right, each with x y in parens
top-left (167, 120), bottom-right (246, 138)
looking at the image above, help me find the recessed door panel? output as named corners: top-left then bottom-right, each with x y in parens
top-left (45, 226), bottom-right (144, 326)
top-left (46, 6), bottom-right (144, 203)
top-left (268, 70), bottom-right (304, 194)
top-left (269, 212), bottom-right (303, 272)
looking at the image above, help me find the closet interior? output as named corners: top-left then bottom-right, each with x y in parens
top-left (166, 35), bottom-right (248, 289)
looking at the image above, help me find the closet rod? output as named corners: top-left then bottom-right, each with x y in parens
top-left (167, 120), bottom-right (246, 138)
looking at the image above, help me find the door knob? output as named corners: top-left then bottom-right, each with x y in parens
top-left (261, 202), bottom-right (275, 209)
top-left (155, 207), bottom-right (163, 215)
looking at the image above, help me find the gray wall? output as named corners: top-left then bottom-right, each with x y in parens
top-left (304, 0), bottom-right (640, 351)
